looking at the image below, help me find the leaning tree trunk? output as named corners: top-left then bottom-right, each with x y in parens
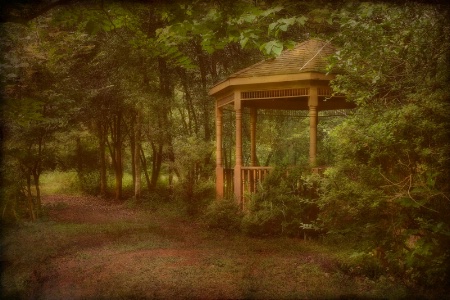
top-left (140, 146), bottom-right (152, 192)
top-left (134, 108), bottom-right (142, 202)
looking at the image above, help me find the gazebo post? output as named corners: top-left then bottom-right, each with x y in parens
top-left (215, 104), bottom-right (224, 199)
top-left (234, 96), bottom-right (243, 206)
top-left (309, 87), bottom-right (318, 166)
top-left (250, 107), bottom-right (257, 167)
top-left (209, 40), bottom-right (356, 206)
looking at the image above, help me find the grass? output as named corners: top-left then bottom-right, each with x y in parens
top-left (39, 170), bottom-right (139, 197)
top-left (1, 171), bottom-right (434, 299)
top-left (39, 171), bottom-right (80, 196)
top-left (2, 211), bottom-right (415, 299)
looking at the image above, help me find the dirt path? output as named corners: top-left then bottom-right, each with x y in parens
top-left (1, 195), bottom-right (406, 299)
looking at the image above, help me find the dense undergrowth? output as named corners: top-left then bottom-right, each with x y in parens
top-left (203, 166), bottom-right (450, 296)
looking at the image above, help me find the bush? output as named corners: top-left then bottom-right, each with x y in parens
top-left (241, 206), bottom-right (283, 237)
top-left (78, 171), bottom-right (100, 195)
top-left (241, 166), bottom-right (322, 238)
top-left (318, 103), bottom-right (450, 289)
top-left (202, 199), bottom-right (242, 232)
top-left (175, 180), bottom-right (215, 216)
top-left (336, 251), bottom-right (385, 279)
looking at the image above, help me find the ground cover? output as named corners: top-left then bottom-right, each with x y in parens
top-left (0, 195), bottom-right (423, 299)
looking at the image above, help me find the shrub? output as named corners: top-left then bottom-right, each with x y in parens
top-left (241, 166), bottom-right (322, 238)
top-left (78, 171), bottom-right (100, 195)
top-left (174, 180), bottom-right (215, 216)
top-left (202, 199), bottom-right (242, 232)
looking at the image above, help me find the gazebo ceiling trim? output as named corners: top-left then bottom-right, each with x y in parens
top-left (209, 72), bottom-right (334, 96)
top-left (222, 108), bottom-right (355, 118)
top-left (242, 97), bottom-right (354, 111)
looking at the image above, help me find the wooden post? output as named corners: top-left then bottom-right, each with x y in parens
top-left (215, 104), bottom-right (224, 199)
top-left (234, 98), bottom-right (243, 206)
top-left (250, 107), bottom-right (257, 167)
top-left (308, 87), bottom-right (318, 166)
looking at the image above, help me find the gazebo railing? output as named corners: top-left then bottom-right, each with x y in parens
top-left (222, 166), bottom-right (272, 204)
top-left (222, 166), bottom-right (327, 208)
top-left (241, 167), bottom-right (272, 195)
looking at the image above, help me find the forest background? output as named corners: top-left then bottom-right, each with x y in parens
top-left (1, 0), bottom-right (450, 293)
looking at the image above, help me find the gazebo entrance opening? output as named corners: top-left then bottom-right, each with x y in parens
top-left (219, 107), bottom-right (354, 202)
top-left (209, 39), bottom-right (356, 207)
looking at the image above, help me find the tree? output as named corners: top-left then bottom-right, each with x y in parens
top-left (319, 1), bottom-right (450, 287)
top-left (1, 20), bottom-right (77, 219)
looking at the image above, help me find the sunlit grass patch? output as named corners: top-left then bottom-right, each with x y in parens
top-left (39, 171), bottom-right (80, 196)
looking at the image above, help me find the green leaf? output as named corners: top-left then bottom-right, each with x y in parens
top-left (263, 40), bottom-right (283, 56)
top-left (296, 16), bottom-right (308, 25)
top-left (242, 14), bottom-right (256, 23)
top-left (279, 24), bottom-right (288, 32)
top-left (240, 37), bottom-right (249, 49)
top-left (268, 22), bottom-right (277, 33)
top-left (285, 41), bottom-right (296, 50)
top-left (260, 6), bottom-right (284, 17)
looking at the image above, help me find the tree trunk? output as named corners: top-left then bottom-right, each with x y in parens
top-left (98, 121), bottom-right (108, 197)
top-left (134, 108), bottom-right (142, 202)
top-left (112, 111), bottom-right (123, 201)
top-left (25, 171), bottom-right (36, 221)
top-left (167, 139), bottom-right (176, 193)
top-left (178, 68), bottom-right (198, 135)
top-left (32, 168), bottom-right (41, 217)
top-left (130, 124), bottom-right (136, 192)
top-left (76, 137), bottom-right (83, 174)
top-left (150, 141), bottom-right (163, 187)
top-left (140, 146), bottom-right (152, 191)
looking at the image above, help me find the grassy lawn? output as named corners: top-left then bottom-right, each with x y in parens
top-left (2, 172), bottom-right (440, 299)
top-left (1, 195), bottom-right (415, 300)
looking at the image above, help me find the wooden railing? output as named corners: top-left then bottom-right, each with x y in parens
top-left (222, 166), bottom-right (326, 207)
top-left (241, 167), bottom-right (272, 196)
top-left (222, 167), bottom-right (272, 202)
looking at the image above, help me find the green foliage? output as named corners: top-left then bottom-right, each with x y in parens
top-left (242, 166), bottom-right (321, 238)
top-left (172, 136), bottom-right (215, 215)
top-left (337, 251), bottom-right (385, 280)
top-left (320, 1), bottom-right (450, 289)
top-left (202, 199), bottom-right (243, 232)
top-left (77, 171), bottom-right (101, 196)
top-left (1, 1), bottom-right (449, 293)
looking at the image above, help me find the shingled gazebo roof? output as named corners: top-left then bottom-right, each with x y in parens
top-left (229, 39), bottom-right (336, 78)
top-left (209, 39), bottom-right (342, 98)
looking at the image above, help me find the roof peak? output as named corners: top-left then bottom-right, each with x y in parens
top-left (228, 38), bottom-right (336, 79)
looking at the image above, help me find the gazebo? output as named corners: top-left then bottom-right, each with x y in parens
top-left (209, 39), bottom-right (355, 206)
